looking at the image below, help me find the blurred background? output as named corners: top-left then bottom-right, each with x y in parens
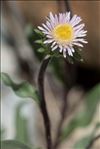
top-left (1, 1), bottom-right (100, 149)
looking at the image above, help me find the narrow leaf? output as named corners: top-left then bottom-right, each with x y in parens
top-left (61, 84), bottom-right (100, 141)
top-left (35, 40), bottom-right (43, 44)
top-left (1, 73), bottom-right (39, 103)
top-left (15, 102), bottom-right (30, 145)
top-left (37, 48), bottom-right (45, 53)
top-left (1, 140), bottom-right (31, 149)
top-left (74, 122), bottom-right (100, 149)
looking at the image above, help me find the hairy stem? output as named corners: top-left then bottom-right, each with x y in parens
top-left (38, 55), bottom-right (52, 149)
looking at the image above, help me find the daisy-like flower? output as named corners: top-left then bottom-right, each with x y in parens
top-left (38, 12), bottom-right (87, 58)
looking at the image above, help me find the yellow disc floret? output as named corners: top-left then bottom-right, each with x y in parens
top-left (53, 24), bottom-right (74, 44)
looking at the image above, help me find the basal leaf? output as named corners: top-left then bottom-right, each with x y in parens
top-left (74, 122), bottom-right (100, 149)
top-left (1, 73), bottom-right (39, 103)
top-left (15, 102), bottom-right (30, 145)
top-left (1, 140), bottom-right (31, 149)
top-left (74, 136), bottom-right (91, 149)
top-left (61, 84), bottom-right (100, 141)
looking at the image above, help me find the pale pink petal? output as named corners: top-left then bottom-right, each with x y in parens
top-left (59, 45), bottom-right (63, 52)
top-left (38, 26), bottom-right (45, 31)
top-left (51, 42), bottom-right (56, 48)
top-left (70, 47), bottom-right (75, 52)
top-left (73, 42), bottom-right (83, 47)
top-left (63, 48), bottom-right (67, 58)
top-left (70, 15), bottom-right (77, 24)
top-left (42, 23), bottom-right (50, 31)
top-left (46, 21), bottom-right (53, 29)
top-left (52, 45), bottom-right (58, 51)
top-left (73, 38), bottom-right (88, 43)
top-left (74, 24), bottom-right (85, 31)
top-left (49, 12), bottom-right (55, 22)
top-left (44, 39), bottom-right (54, 44)
top-left (67, 47), bottom-right (73, 56)
top-left (66, 12), bottom-right (71, 22)
top-left (71, 17), bottom-right (82, 27)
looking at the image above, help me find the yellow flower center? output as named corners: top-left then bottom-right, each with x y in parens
top-left (53, 24), bottom-right (73, 43)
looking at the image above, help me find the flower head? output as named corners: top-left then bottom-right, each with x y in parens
top-left (38, 12), bottom-right (87, 58)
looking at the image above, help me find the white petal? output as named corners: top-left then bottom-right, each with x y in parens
top-left (46, 16), bottom-right (50, 22)
top-left (73, 38), bottom-right (88, 43)
top-left (76, 34), bottom-right (87, 37)
top-left (44, 39), bottom-right (54, 44)
top-left (75, 30), bottom-right (87, 36)
top-left (59, 45), bottom-right (63, 52)
top-left (77, 30), bottom-right (87, 34)
top-left (42, 23), bottom-right (50, 31)
top-left (49, 12), bottom-right (55, 22)
top-left (66, 12), bottom-right (71, 22)
top-left (67, 47), bottom-right (73, 56)
top-left (63, 49), bottom-right (67, 58)
top-left (71, 17), bottom-right (82, 27)
top-left (46, 35), bottom-right (52, 38)
top-left (70, 15), bottom-right (77, 24)
top-left (75, 30), bottom-right (87, 37)
top-left (51, 42), bottom-right (56, 48)
top-left (81, 40), bottom-right (88, 43)
top-left (73, 42), bottom-right (83, 47)
top-left (59, 13), bottom-right (63, 23)
top-left (38, 26), bottom-right (45, 31)
top-left (52, 45), bottom-right (58, 51)
top-left (42, 31), bottom-right (51, 35)
top-left (74, 23), bottom-right (85, 31)
top-left (55, 14), bottom-right (59, 24)
top-left (70, 47), bottom-right (75, 52)
top-left (46, 21), bottom-right (53, 29)
top-left (62, 13), bottom-right (66, 23)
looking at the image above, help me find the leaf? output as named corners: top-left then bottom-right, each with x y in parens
top-left (34, 29), bottom-right (44, 36)
top-left (0, 127), bottom-right (6, 140)
top-left (1, 140), bottom-right (31, 149)
top-left (74, 122), bottom-right (100, 149)
top-left (35, 40), bottom-right (43, 45)
top-left (1, 73), bottom-right (39, 103)
top-left (14, 102), bottom-right (30, 145)
top-left (74, 136), bottom-right (91, 149)
top-left (61, 84), bottom-right (100, 141)
top-left (37, 48), bottom-right (45, 53)
top-left (73, 47), bottom-right (83, 62)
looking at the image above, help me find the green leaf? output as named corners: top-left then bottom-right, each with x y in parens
top-left (74, 122), bottom-right (100, 149)
top-left (35, 40), bottom-right (43, 45)
top-left (34, 29), bottom-right (44, 36)
top-left (14, 102), bottom-right (30, 145)
top-left (1, 73), bottom-right (39, 103)
top-left (73, 47), bottom-right (83, 62)
top-left (74, 136), bottom-right (91, 149)
top-left (1, 140), bottom-right (31, 149)
top-left (37, 48), bottom-right (45, 53)
top-left (61, 84), bottom-right (100, 141)
top-left (0, 127), bottom-right (6, 140)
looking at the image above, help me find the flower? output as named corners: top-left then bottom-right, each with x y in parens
top-left (38, 12), bottom-right (87, 58)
